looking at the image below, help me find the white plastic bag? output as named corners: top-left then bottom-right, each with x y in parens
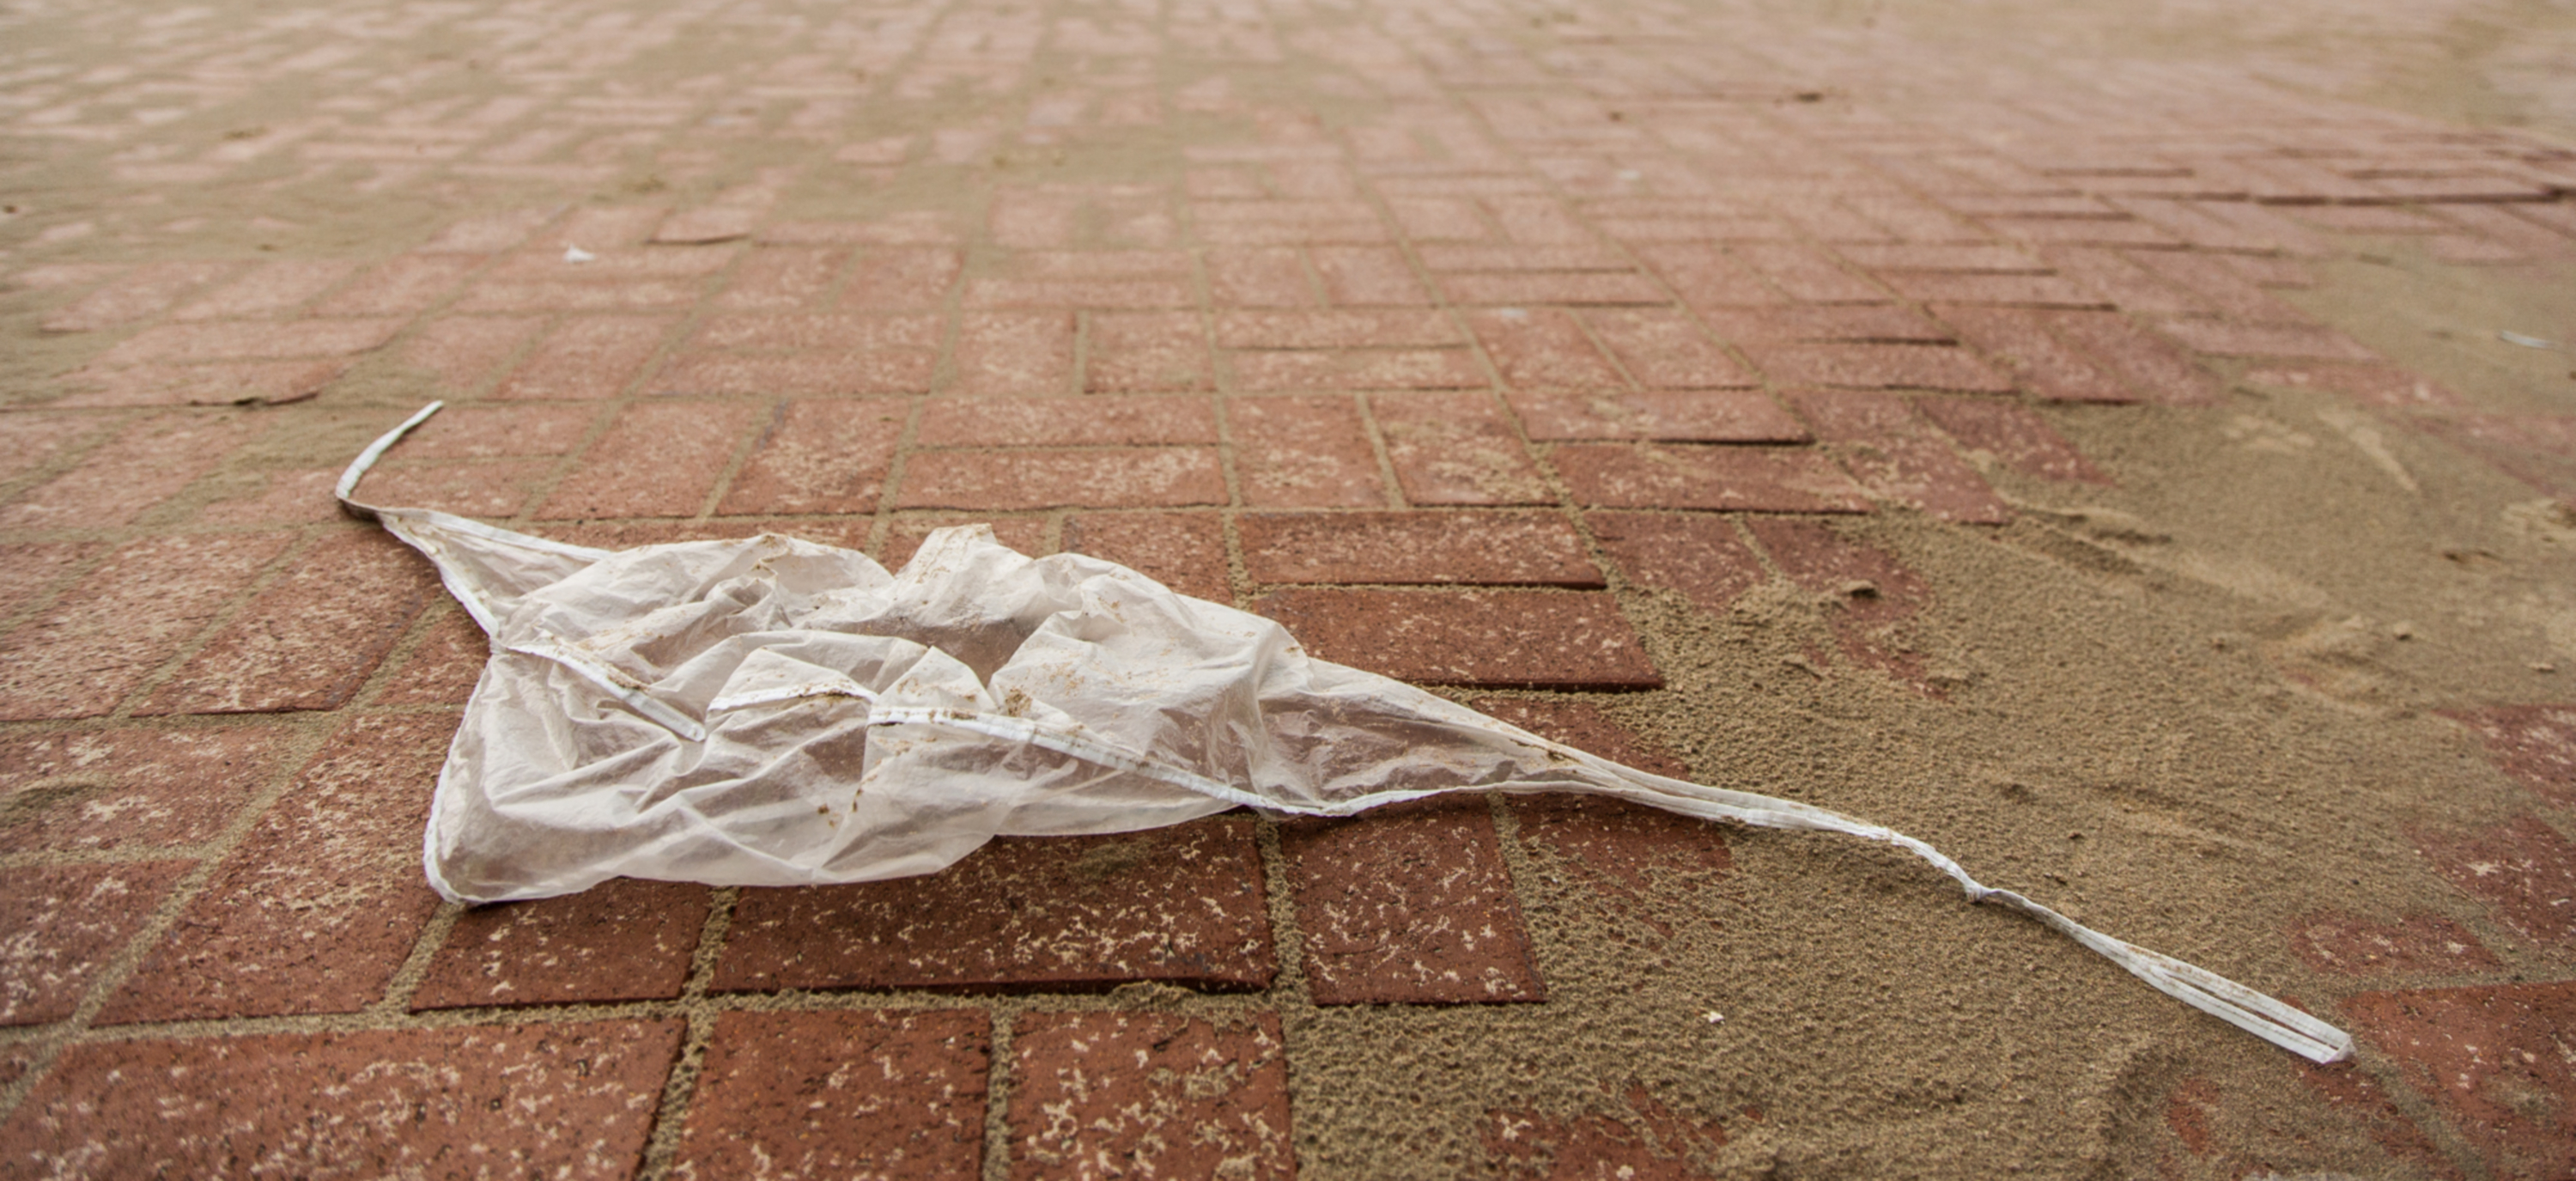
top-left (341, 403), bottom-right (2351, 1064)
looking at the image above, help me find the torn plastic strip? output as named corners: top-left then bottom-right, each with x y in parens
top-left (865, 703), bottom-right (2351, 1064)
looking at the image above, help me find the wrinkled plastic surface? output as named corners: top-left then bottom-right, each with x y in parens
top-left (342, 403), bottom-right (2353, 1064)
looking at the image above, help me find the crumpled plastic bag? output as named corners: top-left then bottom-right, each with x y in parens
top-left (340, 403), bottom-right (2351, 1064)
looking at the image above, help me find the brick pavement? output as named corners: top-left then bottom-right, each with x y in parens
top-left (3, 0), bottom-right (2575, 1175)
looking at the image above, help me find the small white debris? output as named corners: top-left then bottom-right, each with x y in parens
top-left (2499, 330), bottom-right (2556, 350)
top-left (1704, 1010), bottom-right (1724, 1024)
top-left (562, 244), bottom-right (596, 264)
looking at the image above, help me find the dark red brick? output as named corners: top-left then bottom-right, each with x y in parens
top-left (1231, 395), bottom-right (1388, 507)
top-left (1916, 396), bottom-right (2110, 484)
top-left (1008, 1011), bottom-right (1294, 1180)
top-left (1744, 344), bottom-right (2013, 393)
top-left (1255, 588), bottom-right (1658, 688)
top-left (0, 861), bottom-right (192, 1026)
top-left (716, 398), bottom-right (905, 515)
top-left (411, 879), bottom-right (709, 1010)
top-left (141, 530), bottom-right (440, 715)
top-left (2288, 911), bottom-right (2500, 976)
top-left (0, 412), bottom-right (254, 529)
top-left (494, 314), bottom-right (675, 399)
top-left (2241, 365), bottom-right (2466, 411)
top-left (1589, 512), bottom-right (1765, 612)
top-left (537, 399), bottom-right (761, 519)
top-left (0, 727), bottom-right (289, 852)
top-left (1374, 391), bottom-right (1550, 505)
top-left (0, 533), bottom-right (290, 721)
top-left (375, 608), bottom-right (489, 706)
top-left (2342, 982), bottom-right (2576, 1179)
top-left (918, 395), bottom-right (1218, 447)
top-left (3, 1020), bottom-right (681, 1178)
top-left (1510, 390), bottom-right (1808, 443)
top-left (1788, 390), bottom-right (2010, 524)
top-left (1281, 795), bottom-right (1543, 1003)
top-left (715, 818), bottom-right (1276, 994)
top-left (1240, 510), bottom-right (1596, 587)
top-left (2448, 705), bottom-right (2576, 806)
top-left (1485, 1087), bottom-right (1730, 1178)
top-left (1553, 444), bottom-right (1871, 513)
top-left (675, 1009), bottom-right (990, 1181)
top-left (1747, 518), bottom-right (1935, 687)
top-left (2415, 815), bottom-right (2576, 948)
top-left (1472, 698), bottom-right (1689, 779)
top-left (97, 714), bottom-right (449, 1023)
top-left (1585, 307), bottom-right (1758, 389)
top-left (1062, 511), bottom-right (1231, 600)
top-left (2040, 310), bottom-right (2220, 405)
top-left (896, 448), bottom-right (1224, 510)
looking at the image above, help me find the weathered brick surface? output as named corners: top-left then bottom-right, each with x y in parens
top-left (1589, 512), bottom-right (1766, 612)
top-left (1281, 796), bottom-right (1544, 1003)
top-left (2342, 983), bottom-right (2576, 1179)
top-left (1745, 343), bottom-right (2014, 393)
top-left (1553, 444), bottom-right (1872, 513)
top-left (715, 818), bottom-right (1276, 993)
top-left (675, 1009), bottom-right (991, 1181)
top-left (716, 398), bottom-right (906, 515)
top-left (494, 315), bottom-right (677, 399)
top-left (2287, 911), bottom-right (2500, 976)
top-left (1747, 518), bottom-right (1938, 688)
top-left (1009, 1011), bottom-right (1295, 1179)
top-left (1374, 391), bottom-right (1552, 506)
top-left (412, 879), bottom-right (710, 1010)
top-left (0, 727), bottom-right (290, 853)
top-left (3, 1020), bottom-right (683, 1178)
top-left (99, 715), bottom-right (449, 1023)
top-left (1485, 1088), bottom-right (1731, 1179)
top-left (1241, 510), bottom-right (1600, 587)
top-left (1788, 389), bottom-right (2011, 523)
top-left (897, 447), bottom-right (1225, 510)
top-left (2447, 705), bottom-right (2576, 805)
top-left (2414, 815), bottom-right (2576, 947)
top-left (1510, 389), bottom-right (1807, 443)
top-left (0, 413), bottom-right (253, 530)
top-left (1230, 395), bottom-right (1387, 508)
top-left (916, 394), bottom-right (1218, 447)
top-left (537, 399), bottom-right (760, 519)
top-left (140, 531), bottom-right (440, 715)
top-left (2242, 364), bottom-right (2466, 411)
top-left (1061, 511), bottom-right (1230, 600)
top-left (0, 533), bottom-right (290, 721)
top-left (1916, 397), bottom-right (2109, 484)
top-left (1256, 588), bottom-right (1658, 688)
top-left (0, 861), bottom-right (193, 1026)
